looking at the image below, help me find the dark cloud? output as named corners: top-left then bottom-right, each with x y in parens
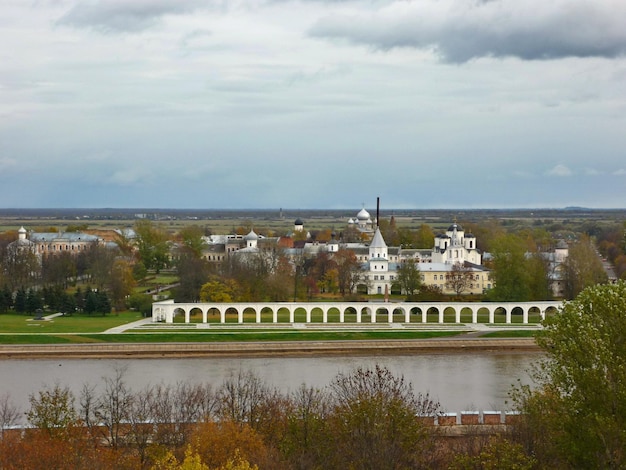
top-left (309, 0), bottom-right (626, 62)
top-left (57, 0), bottom-right (208, 33)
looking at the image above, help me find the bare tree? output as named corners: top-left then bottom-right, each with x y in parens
top-left (94, 366), bottom-right (133, 448)
top-left (446, 262), bottom-right (475, 297)
top-left (0, 393), bottom-right (20, 439)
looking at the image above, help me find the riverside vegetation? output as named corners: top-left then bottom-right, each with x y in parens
top-left (2, 281), bottom-right (626, 469)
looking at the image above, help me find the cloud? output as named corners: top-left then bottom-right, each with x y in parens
top-left (613, 169), bottom-right (626, 176)
top-left (546, 164), bottom-right (573, 177)
top-left (57, 0), bottom-right (208, 33)
top-left (0, 157), bottom-right (19, 171)
top-left (584, 168), bottom-right (603, 176)
top-left (309, 0), bottom-right (626, 63)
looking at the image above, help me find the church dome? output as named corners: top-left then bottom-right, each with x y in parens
top-left (448, 223), bottom-right (463, 232)
top-left (294, 218), bottom-right (303, 226)
top-left (244, 230), bottom-right (258, 241)
top-left (357, 208), bottom-right (370, 220)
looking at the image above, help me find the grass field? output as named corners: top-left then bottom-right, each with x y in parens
top-left (0, 311), bottom-right (145, 334)
top-left (0, 309), bottom-right (540, 345)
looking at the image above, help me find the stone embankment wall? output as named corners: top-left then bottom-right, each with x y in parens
top-left (0, 338), bottom-right (539, 358)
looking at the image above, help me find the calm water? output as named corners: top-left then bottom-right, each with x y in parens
top-left (0, 352), bottom-right (541, 422)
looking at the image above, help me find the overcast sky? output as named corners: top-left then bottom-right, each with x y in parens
top-left (1, 0), bottom-right (625, 209)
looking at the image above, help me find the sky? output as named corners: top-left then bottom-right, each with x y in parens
top-left (1, 0), bottom-right (626, 210)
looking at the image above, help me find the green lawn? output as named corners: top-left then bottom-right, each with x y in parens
top-left (0, 311), bottom-right (144, 334)
top-left (0, 330), bottom-right (467, 344)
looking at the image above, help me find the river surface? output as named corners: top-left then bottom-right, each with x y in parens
top-left (0, 351), bottom-right (542, 422)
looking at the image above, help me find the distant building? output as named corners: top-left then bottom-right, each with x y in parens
top-left (9, 226), bottom-right (103, 257)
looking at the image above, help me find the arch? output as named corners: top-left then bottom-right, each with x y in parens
top-left (356, 283), bottom-right (368, 295)
top-left (493, 307), bottom-right (506, 324)
top-left (242, 306), bottom-right (257, 323)
top-left (476, 306), bottom-right (490, 323)
top-left (392, 307), bottom-right (406, 323)
top-left (527, 306), bottom-right (542, 323)
top-left (326, 307), bottom-right (341, 323)
top-left (224, 306), bottom-right (239, 324)
top-left (443, 306), bottom-right (457, 323)
top-left (544, 305), bottom-right (560, 320)
top-left (343, 306), bottom-right (357, 323)
top-left (189, 307), bottom-right (203, 323)
top-left (310, 306), bottom-right (324, 323)
top-left (374, 307), bottom-right (390, 323)
top-left (409, 306), bottom-right (423, 323)
top-left (173, 307), bottom-right (186, 323)
top-left (293, 307), bottom-right (307, 323)
top-left (206, 307), bottom-right (220, 323)
top-left (427, 306), bottom-right (440, 323)
top-left (358, 306), bottom-right (372, 323)
top-left (511, 306), bottom-right (524, 324)
top-left (275, 306), bottom-right (289, 323)
top-left (459, 307), bottom-right (473, 323)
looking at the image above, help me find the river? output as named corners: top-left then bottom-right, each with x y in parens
top-left (0, 351), bottom-right (542, 422)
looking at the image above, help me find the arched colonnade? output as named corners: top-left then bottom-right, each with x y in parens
top-left (152, 300), bottom-right (563, 325)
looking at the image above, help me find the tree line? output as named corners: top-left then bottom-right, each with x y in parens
top-left (4, 281), bottom-right (626, 469)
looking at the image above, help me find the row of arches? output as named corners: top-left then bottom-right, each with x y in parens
top-left (152, 301), bottom-right (562, 326)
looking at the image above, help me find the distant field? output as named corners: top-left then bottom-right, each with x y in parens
top-left (2, 207), bottom-right (625, 235)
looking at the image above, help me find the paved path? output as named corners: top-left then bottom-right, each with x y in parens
top-left (103, 317), bottom-right (152, 334)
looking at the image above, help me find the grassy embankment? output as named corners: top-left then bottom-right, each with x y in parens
top-left (0, 309), bottom-right (538, 345)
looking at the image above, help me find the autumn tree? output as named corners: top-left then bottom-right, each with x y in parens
top-left (200, 277), bottom-right (240, 302)
top-left (281, 385), bottom-right (331, 470)
top-left (109, 258), bottom-right (136, 310)
top-left (562, 235), bottom-right (608, 299)
top-left (178, 225), bottom-right (208, 259)
top-left (26, 384), bottom-right (77, 437)
top-left (512, 281), bottom-right (626, 468)
top-left (325, 365), bottom-right (441, 470)
top-left (394, 259), bottom-right (422, 297)
top-left (135, 219), bottom-right (170, 272)
top-left (333, 249), bottom-right (361, 296)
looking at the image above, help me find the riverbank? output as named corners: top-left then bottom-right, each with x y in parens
top-left (0, 337), bottom-right (540, 359)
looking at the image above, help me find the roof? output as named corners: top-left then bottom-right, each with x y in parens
top-left (356, 208), bottom-right (371, 220)
top-left (29, 232), bottom-right (101, 243)
top-left (369, 228), bottom-right (387, 249)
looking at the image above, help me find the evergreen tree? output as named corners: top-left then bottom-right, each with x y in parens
top-left (14, 287), bottom-right (27, 313)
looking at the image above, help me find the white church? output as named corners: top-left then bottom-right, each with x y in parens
top-left (361, 221), bottom-right (490, 296)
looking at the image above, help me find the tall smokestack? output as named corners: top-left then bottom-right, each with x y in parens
top-left (376, 197), bottom-right (380, 228)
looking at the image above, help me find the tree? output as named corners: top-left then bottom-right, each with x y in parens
top-left (394, 259), bottom-right (422, 297)
top-left (512, 281), bottom-right (626, 468)
top-left (109, 258), bottom-right (136, 310)
top-left (178, 225), bottom-right (208, 260)
top-left (41, 252), bottom-right (76, 288)
top-left (446, 262), bottom-right (476, 297)
top-left (326, 365), bottom-right (441, 470)
top-left (85, 243), bottom-right (117, 290)
top-left (0, 393), bottom-right (20, 439)
top-left (333, 249), bottom-right (361, 296)
top-left (449, 437), bottom-right (536, 470)
top-left (135, 219), bottom-right (170, 273)
top-left (487, 234), bottom-right (531, 301)
top-left (1, 245), bottom-right (39, 290)
top-left (26, 384), bottom-right (77, 436)
top-left (562, 235), bottom-right (608, 299)
top-left (175, 253), bottom-right (211, 302)
top-left (200, 277), bottom-right (239, 303)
